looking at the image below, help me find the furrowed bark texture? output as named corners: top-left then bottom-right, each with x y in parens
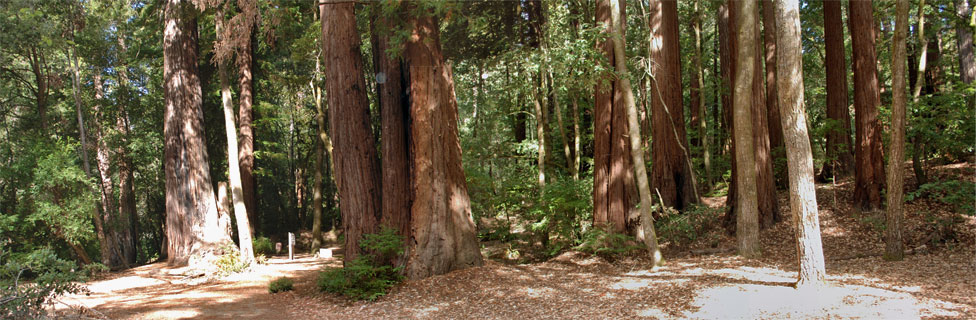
top-left (733, 0), bottom-right (761, 259)
top-left (849, 0), bottom-right (886, 212)
top-left (886, 0), bottom-right (910, 261)
top-left (822, 0), bottom-right (855, 180)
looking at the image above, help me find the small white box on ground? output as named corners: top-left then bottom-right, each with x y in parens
top-left (319, 248), bottom-right (332, 259)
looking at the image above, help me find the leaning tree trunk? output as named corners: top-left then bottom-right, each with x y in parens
top-left (849, 0), bottom-right (886, 213)
top-left (609, 0), bottom-right (662, 266)
top-left (322, 1), bottom-right (382, 264)
top-left (402, 9), bottom-right (484, 279)
top-left (649, 0), bottom-right (698, 211)
top-left (775, 0), bottom-right (827, 286)
top-left (216, 13), bottom-right (254, 263)
top-left (163, 0), bottom-right (233, 265)
top-left (886, 0), bottom-right (910, 262)
top-left (733, 0), bottom-right (761, 259)
top-left (821, 0), bottom-right (855, 180)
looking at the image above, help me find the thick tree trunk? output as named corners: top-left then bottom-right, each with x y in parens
top-left (733, 0), bottom-right (761, 259)
top-left (163, 0), bottom-right (232, 265)
top-left (649, 0), bottom-right (698, 211)
top-left (849, 0), bottom-right (886, 212)
top-left (93, 73), bottom-right (127, 269)
top-left (609, 0), bottom-right (662, 265)
top-left (775, 0), bottom-right (827, 286)
top-left (593, 0), bottom-right (633, 234)
top-left (958, 0), bottom-right (976, 83)
top-left (402, 10), bottom-right (483, 279)
top-left (762, 0), bottom-right (784, 184)
top-left (821, 0), bottom-right (855, 180)
top-left (886, 0), bottom-right (910, 262)
top-left (216, 13), bottom-right (254, 263)
top-left (372, 12), bottom-right (412, 241)
top-left (322, 1), bottom-right (382, 264)
top-left (238, 20), bottom-right (257, 237)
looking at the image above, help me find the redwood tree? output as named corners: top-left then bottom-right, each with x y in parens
top-left (237, 0), bottom-right (258, 237)
top-left (322, 1), bottom-right (381, 264)
top-left (649, 0), bottom-right (698, 211)
top-left (958, 0), bottom-right (975, 84)
top-left (849, 0), bottom-right (886, 212)
top-left (886, 0), bottom-right (910, 261)
top-left (163, 0), bottom-right (233, 265)
top-left (733, 0), bottom-right (761, 258)
top-left (821, 0), bottom-right (855, 180)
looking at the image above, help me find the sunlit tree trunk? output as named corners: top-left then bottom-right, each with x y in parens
top-left (821, 0), bottom-right (855, 180)
top-left (402, 9), bottom-right (484, 278)
top-left (610, 0), bottom-right (662, 266)
top-left (216, 12), bottom-right (254, 263)
top-left (733, 0), bottom-right (761, 259)
top-left (692, 0), bottom-right (711, 188)
top-left (775, 0), bottom-right (827, 286)
top-left (886, 0), bottom-right (910, 262)
top-left (310, 54), bottom-right (326, 253)
top-left (912, 0), bottom-right (931, 187)
top-left (849, 0), bottom-right (886, 212)
top-left (237, 3), bottom-right (258, 237)
top-left (322, 1), bottom-right (382, 264)
top-left (762, 0), bottom-right (784, 186)
top-left (164, 0), bottom-right (233, 265)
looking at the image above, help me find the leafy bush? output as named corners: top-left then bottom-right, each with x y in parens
top-left (655, 204), bottom-right (723, 246)
top-left (318, 227), bottom-right (404, 301)
top-left (906, 180), bottom-right (976, 215)
top-left (577, 227), bottom-right (643, 257)
top-left (268, 277), bottom-right (294, 293)
top-left (214, 245), bottom-right (249, 276)
top-left (252, 237), bottom-right (275, 255)
top-left (0, 244), bottom-right (86, 319)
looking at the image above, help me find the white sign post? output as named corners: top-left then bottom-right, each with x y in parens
top-left (288, 232), bottom-right (295, 260)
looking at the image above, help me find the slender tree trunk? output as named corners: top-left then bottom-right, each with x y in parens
top-left (649, 0), bottom-right (698, 211)
top-left (719, 3), bottom-right (733, 157)
top-left (571, 96), bottom-right (581, 180)
top-left (402, 9), bottom-right (483, 278)
top-left (534, 77), bottom-right (547, 191)
top-left (762, 0), bottom-right (784, 185)
top-left (322, 1), bottom-right (381, 264)
top-left (733, 0), bottom-right (761, 259)
top-left (310, 52), bottom-right (325, 253)
top-left (912, 0), bottom-right (931, 187)
top-left (958, 0), bottom-right (976, 84)
top-left (886, 0), bottom-right (910, 262)
top-left (554, 74), bottom-right (572, 178)
top-left (92, 73), bottom-right (127, 269)
top-left (68, 44), bottom-right (107, 264)
top-left (238, 15), bottom-right (257, 237)
top-left (693, 0), bottom-right (711, 188)
top-left (116, 32), bottom-right (138, 265)
top-left (216, 13), bottom-right (254, 263)
top-left (775, 0), bottom-right (827, 286)
top-left (821, 0), bottom-right (855, 180)
top-left (849, 0), bottom-right (886, 212)
top-left (372, 11), bottom-right (412, 241)
top-left (689, 18), bottom-right (703, 149)
top-left (164, 0), bottom-right (232, 265)
top-left (610, 0), bottom-right (662, 266)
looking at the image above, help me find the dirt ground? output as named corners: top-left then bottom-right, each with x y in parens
top-left (55, 163), bottom-right (976, 319)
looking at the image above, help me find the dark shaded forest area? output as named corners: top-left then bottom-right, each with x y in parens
top-left (0, 0), bottom-right (973, 319)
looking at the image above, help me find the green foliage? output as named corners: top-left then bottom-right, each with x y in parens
top-left (906, 180), bottom-right (976, 215)
top-left (0, 243), bottom-right (86, 319)
top-left (318, 227), bottom-right (405, 301)
top-left (252, 237), bottom-right (275, 256)
top-left (268, 277), bottom-right (294, 293)
top-left (214, 245), bottom-right (249, 276)
top-left (577, 228), bottom-right (643, 257)
top-left (655, 204), bottom-right (723, 246)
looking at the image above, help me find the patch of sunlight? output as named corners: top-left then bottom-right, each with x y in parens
top-left (821, 226), bottom-right (847, 236)
top-left (521, 287), bottom-right (554, 298)
top-left (86, 276), bottom-right (167, 293)
top-left (610, 277), bottom-right (688, 291)
top-left (413, 302), bottom-right (449, 318)
top-left (682, 283), bottom-right (959, 319)
top-left (144, 308), bottom-right (201, 319)
top-left (708, 267), bottom-right (796, 283)
top-left (636, 308), bottom-right (669, 318)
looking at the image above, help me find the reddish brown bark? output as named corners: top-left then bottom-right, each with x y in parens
top-left (238, 24), bottom-right (257, 236)
top-left (762, 0), bottom-right (784, 181)
top-left (849, 0), bottom-right (885, 212)
top-left (402, 10), bottom-right (483, 279)
top-left (649, 0), bottom-right (696, 211)
top-left (93, 73), bottom-right (127, 269)
top-left (116, 33), bottom-right (139, 265)
top-left (821, 0), bottom-right (855, 180)
top-left (322, 2), bottom-right (381, 263)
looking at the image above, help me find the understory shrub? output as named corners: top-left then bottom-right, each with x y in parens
top-left (656, 204), bottom-right (723, 246)
top-left (577, 228), bottom-right (643, 257)
top-left (318, 227), bottom-right (404, 301)
top-left (214, 245), bottom-right (249, 276)
top-left (906, 180), bottom-right (976, 215)
top-left (252, 237), bottom-right (275, 255)
top-left (0, 243), bottom-right (86, 319)
top-left (268, 277), bottom-right (294, 293)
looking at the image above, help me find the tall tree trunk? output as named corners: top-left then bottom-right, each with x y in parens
top-left (322, 1), bottom-right (381, 264)
top-left (116, 32), bottom-right (138, 265)
top-left (571, 96), bottom-right (581, 180)
top-left (164, 0), bottom-right (232, 265)
top-left (733, 0), bottom-right (761, 259)
top-left (718, 3), bottom-right (733, 156)
top-left (649, 0), bottom-right (698, 211)
top-left (886, 0), bottom-right (910, 262)
top-left (689, 18), bottom-right (703, 149)
top-left (912, 1), bottom-right (931, 187)
top-left (92, 73), bottom-right (127, 269)
top-left (593, 0), bottom-right (633, 234)
top-left (554, 74), bottom-right (572, 179)
top-left (821, 0), bottom-right (855, 180)
top-left (310, 42), bottom-right (326, 253)
top-left (609, 0), bottom-right (662, 265)
top-left (762, 0), bottom-right (784, 185)
top-left (68, 44), bottom-right (106, 264)
top-left (775, 0), bottom-right (827, 286)
top-left (693, 0), bottom-right (711, 188)
top-left (372, 11), bottom-right (412, 241)
top-left (958, 0), bottom-right (976, 84)
top-left (216, 12), bottom-right (254, 263)
top-left (849, 0), bottom-right (886, 212)
top-left (402, 9), bottom-right (484, 279)
top-left (237, 11), bottom-right (257, 237)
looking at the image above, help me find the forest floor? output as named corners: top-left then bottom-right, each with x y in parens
top-left (56, 162), bottom-right (975, 319)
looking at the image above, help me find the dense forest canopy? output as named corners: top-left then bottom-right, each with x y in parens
top-left (0, 0), bottom-right (974, 317)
